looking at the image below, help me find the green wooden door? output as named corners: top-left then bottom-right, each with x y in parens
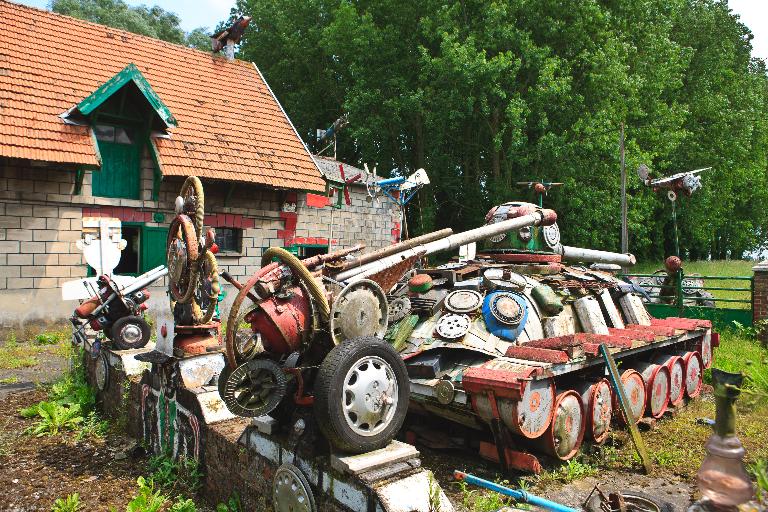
top-left (92, 124), bottom-right (141, 199)
top-left (141, 226), bottom-right (168, 273)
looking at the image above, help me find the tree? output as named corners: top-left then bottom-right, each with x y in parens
top-left (51, 0), bottom-right (212, 50)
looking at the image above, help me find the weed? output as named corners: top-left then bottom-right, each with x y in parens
top-left (0, 376), bottom-right (19, 384)
top-left (539, 458), bottom-right (598, 484)
top-left (708, 329), bottom-right (768, 396)
top-left (0, 339), bottom-right (39, 369)
top-left (25, 401), bottom-right (83, 436)
top-left (51, 493), bottom-right (82, 512)
top-left (35, 331), bottom-right (62, 345)
top-left (126, 477), bottom-right (168, 512)
top-left (652, 449), bottom-right (677, 467)
top-left (149, 453), bottom-right (203, 493)
top-left (216, 493), bottom-right (242, 512)
top-left (169, 497), bottom-right (197, 512)
top-left (454, 478), bottom-right (515, 512)
top-left (748, 458), bottom-right (768, 505)
top-left (427, 471), bottom-right (441, 512)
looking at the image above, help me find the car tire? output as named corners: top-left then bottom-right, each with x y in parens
top-left (111, 316), bottom-right (151, 350)
top-left (313, 336), bottom-right (408, 453)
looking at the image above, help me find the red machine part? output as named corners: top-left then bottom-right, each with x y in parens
top-left (478, 441), bottom-right (543, 474)
top-left (577, 379), bottom-right (612, 445)
top-left (697, 331), bottom-right (713, 369)
top-left (635, 362), bottom-right (670, 419)
top-left (463, 363), bottom-right (555, 439)
top-left (665, 256), bottom-right (682, 272)
top-left (612, 369), bottom-right (646, 425)
top-left (654, 354), bottom-right (686, 406)
top-left (176, 334), bottom-right (221, 355)
top-left (245, 286), bottom-right (311, 354)
top-left (533, 390), bottom-right (585, 461)
top-left (483, 253), bottom-right (562, 263)
top-left (675, 350), bottom-right (703, 398)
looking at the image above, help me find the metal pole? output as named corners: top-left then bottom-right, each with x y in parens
top-left (620, 122), bottom-right (628, 256)
top-left (454, 471), bottom-right (580, 512)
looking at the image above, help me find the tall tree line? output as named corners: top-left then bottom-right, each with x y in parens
top-left (233, 0), bottom-right (768, 261)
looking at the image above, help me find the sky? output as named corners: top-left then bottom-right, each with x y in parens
top-left (11, 0), bottom-right (768, 58)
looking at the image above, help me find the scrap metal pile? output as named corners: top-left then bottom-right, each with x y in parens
top-left (219, 197), bottom-right (715, 466)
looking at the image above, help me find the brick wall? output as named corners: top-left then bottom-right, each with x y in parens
top-left (0, 154), bottom-right (397, 325)
top-left (753, 261), bottom-right (768, 345)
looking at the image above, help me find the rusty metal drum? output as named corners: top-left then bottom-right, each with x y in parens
top-left (654, 354), bottom-right (685, 406)
top-left (675, 350), bottom-right (703, 398)
top-left (473, 376), bottom-right (556, 439)
top-left (535, 390), bottom-right (585, 460)
top-left (576, 379), bottom-right (612, 444)
top-left (635, 362), bottom-right (670, 419)
top-left (697, 331), bottom-right (713, 369)
top-left (247, 286), bottom-right (311, 354)
top-left (612, 369), bottom-right (646, 424)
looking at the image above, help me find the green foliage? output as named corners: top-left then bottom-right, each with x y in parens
top-left (51, 0), bottom-right (212, 50)
top-left (454, 477), bottom-right (516, 512)
top-left (149, 454), bottom-right (202, 493)
top-left (235, 0), bottom-right (768, 259)
top-left (708, 327), bottom-right (768, 395)
top-left (51, 493), bottom-right (82, 512)
top-left (126, 477), bottom-right (167, 512)
top-left (35, 331), bottom-right (63, 345)
top-left (20, 347), bottom-right (108, 438)
top-left (169, 497), bottom-right (197, 512)
top-left (749, 458), bottom-right (768, 504)
top-left (215, 493), bottom-right (242, 512)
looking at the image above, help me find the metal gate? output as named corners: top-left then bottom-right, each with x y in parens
top-left (621, 269), bottom-right (753, 330)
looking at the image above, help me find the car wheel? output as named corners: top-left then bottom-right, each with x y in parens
top-left (111, 316), bottom-right (151, 350)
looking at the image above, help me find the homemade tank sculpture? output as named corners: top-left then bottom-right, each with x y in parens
top-left (220, 200), bottom-right (715, 465)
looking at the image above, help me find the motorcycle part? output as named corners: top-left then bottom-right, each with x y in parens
top-left (314, 337), bottom-right (409, 453)
top-left (542, 222), bottom-right (561, 249)
top-left (110, 316), bottom-right (151, 350)
top-left (443, 289), bottom-right (483, 314)
top-left (261, 247), bottom-right (329, 321)
top-left (167, 214), bottom-right (200, 304)
top-left (435, 313), bottom-right (471, 339)
top-left (273, 463), bottom-right (316, 512)
top-left (482, 292), bottom-right (529, 342)
top-left (95, 351), bottom-right (110, 391)
top-left (178, 175), bottom-right (205, 238)
top-left (330, 280), bottom-right (388, 345)
top-left (248, 285), bottom-right (312, 354)
top-left (387, 296), bottom-right (412, 324)
top-left (220, 359), bottom-right (287, 417)
top-left (192, 250), bottom-right (220, 324)
top-left (487, 215), bottom-right (507, 243)
top-left (435, 379), bottom-right (455, 405)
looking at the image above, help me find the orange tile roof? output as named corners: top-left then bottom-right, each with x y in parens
top-left (0, 0), bottom-right (325, 192)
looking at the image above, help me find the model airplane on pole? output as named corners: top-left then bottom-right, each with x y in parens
top-left (637, 164), bottom-right (711, 199)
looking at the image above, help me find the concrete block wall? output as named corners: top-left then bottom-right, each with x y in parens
top-left (0, 155), bottom-right (398, 325)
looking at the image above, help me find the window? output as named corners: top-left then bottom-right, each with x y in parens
top-left (87, 224), bottom-right (167, 277)
top-left (113, 226), bottom-right (140, 274)
top-left (293, 245), bottom-right (328, 258)
top-left (94, 124), bottom-right (135, 144)
top-left (215, 227), bottom-right (242, 253)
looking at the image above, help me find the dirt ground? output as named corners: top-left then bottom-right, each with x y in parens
top-left (0, 390), bottom-right (148, 512)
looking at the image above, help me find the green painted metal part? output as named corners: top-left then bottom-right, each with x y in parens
top-left (141, 226), bottom-right (169, 273)
top-left (77, 64), bottom-right (177, 128)
top-left (601, 344), bottom-right (652, 474)
top-left (92, 138), bottom-right (141, 199)
top-left (645, 304), bottom-right (752, 330)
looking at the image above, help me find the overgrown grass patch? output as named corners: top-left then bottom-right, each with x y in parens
top-left (709, 328), bottom-right (768, 395)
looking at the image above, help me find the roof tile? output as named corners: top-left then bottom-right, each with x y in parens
top-left (0, 1), bottom-right (325, 192)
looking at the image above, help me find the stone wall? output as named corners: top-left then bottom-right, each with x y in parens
top-left (0, 155), bottom-right (397, 325)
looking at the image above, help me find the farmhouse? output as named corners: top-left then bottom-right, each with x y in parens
top-left (0, 1), bottom-right (398, 324)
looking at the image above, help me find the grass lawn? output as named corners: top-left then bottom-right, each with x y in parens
top-left (631, 259), bottom-right (757, 310)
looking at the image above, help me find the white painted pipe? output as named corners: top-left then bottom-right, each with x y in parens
top-left (556, 245), bottom-right (636, 266)
top-left (122, 267), bottom-right (168, 295)
top-left (337, 212), bottom-right (547, 283)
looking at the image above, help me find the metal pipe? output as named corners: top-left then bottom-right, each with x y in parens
top-left (453, 471), bottom-right (580, 512)
top-left (334, 228), bottom-right (453, 272)
top-left (301, 243), bottom-right (365, 270)
top-left (336, 212), bottom-right (549, 283)
top-left (122, 267), bottom-right (168, 295)
top-left (557, 245), bottom-right (636, 266)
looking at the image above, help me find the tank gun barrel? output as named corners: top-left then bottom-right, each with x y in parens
top-left (335, 210), bottom-right (556, 283)
top-left (333, 229), bottom-right (453, 272)
top-left (556, 245), bottom-right (636, 266)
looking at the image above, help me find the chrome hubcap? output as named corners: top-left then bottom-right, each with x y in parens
top-left (121, 324), bottom-right (142, 343)
top-left (343, 356), bottom-right (397, 436)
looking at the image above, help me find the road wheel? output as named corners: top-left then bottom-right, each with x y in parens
top-left (111, 316), bottom-right (151, 350)
top-left (314, 337), bottom-right (408, 453)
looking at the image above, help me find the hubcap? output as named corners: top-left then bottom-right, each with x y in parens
top-left (168, 239), bottom-right (188, 282)
top-left (120, 323), bottom-right (142, 344)
top-left (343, 356), bottom-right (398, 437)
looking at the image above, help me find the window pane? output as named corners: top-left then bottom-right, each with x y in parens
top-left (214, 227), bottom-right (241, 252)
top-left (115, 127), bottom-right (134, 144)
top-left (93, 124), bottom-right (115, 142)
